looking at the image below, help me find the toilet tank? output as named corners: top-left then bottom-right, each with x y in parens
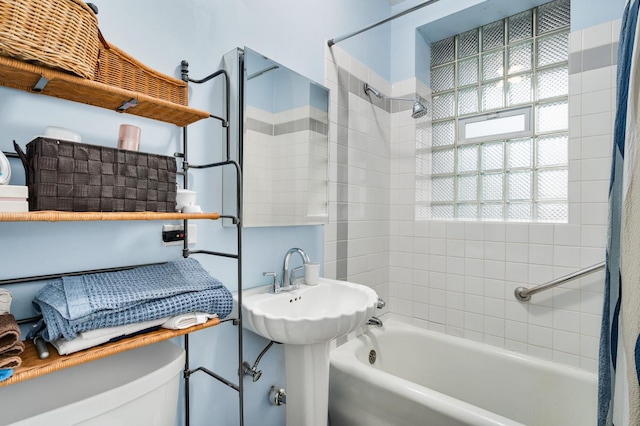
top-left (0, 340), bottom-right (185, 426)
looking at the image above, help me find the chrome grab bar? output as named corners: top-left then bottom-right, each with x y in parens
top-left (514, 261), bottom-right (605, 302)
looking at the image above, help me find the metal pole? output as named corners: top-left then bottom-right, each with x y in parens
top-left (235, 166), bottom-right (244, 426)
top-left (0, 262), bottom-right (167, 285)
top-left (514, 261), bottom-right (605, 302)
top-left (184, 334), bottom-right (190, 426)
top-left (327, 0), bottom-right (442, 46)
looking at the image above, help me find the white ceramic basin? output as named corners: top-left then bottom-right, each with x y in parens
top-left (238, 277), bottom-right (378, 345)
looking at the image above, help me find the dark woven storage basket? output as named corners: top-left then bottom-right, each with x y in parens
top-left (20, 137), bottom-right (176, 212)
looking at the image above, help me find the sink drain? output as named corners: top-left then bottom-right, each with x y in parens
top-left (368, 349), bottom-right (377, 365)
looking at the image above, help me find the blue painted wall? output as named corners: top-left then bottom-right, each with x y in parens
top-left (572, 0), bottom-right (626, 31)
top-left (0, 1), bottom-right (387, 425)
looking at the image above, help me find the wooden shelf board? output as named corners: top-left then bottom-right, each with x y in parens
top-left (0, 55), bottom-right (210, 126)
top-left (0, 211), bottom-right (220, 222)
top-left (1, 318), bottom-right (221, 387)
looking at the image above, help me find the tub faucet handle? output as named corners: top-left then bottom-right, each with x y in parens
top-left (376, 297), bottom-right (386, 309)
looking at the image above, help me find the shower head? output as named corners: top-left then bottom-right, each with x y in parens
top-left (411, 98), bottom-right (428, 119)
top-left (363, 82), bottom-right (428, 119)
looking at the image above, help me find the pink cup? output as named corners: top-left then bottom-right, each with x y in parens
top-left (118, 124), bottom-right (141, 151)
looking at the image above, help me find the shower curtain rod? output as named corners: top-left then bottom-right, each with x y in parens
top-left (327, 0), bottom-right (442, 47)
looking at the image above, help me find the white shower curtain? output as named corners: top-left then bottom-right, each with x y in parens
top-left (598, 1), bottom-right (640, 425)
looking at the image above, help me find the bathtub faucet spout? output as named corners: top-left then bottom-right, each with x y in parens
top-left (367, 316), bottom-right (383, 327)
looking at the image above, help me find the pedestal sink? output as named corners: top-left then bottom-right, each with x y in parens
top-left (238, 277), bottom-right (378, 426)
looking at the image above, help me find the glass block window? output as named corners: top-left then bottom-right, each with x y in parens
top-left (419, 0), bottom-right (569, 222)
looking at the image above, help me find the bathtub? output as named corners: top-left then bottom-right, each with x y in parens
top-left (329, 321), bottom-right (597, 426)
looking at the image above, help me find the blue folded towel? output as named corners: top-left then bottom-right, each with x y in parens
top-left (31, 258), bottom-right (233, 341)
top-left (0, 368), bottom-right (12, 382)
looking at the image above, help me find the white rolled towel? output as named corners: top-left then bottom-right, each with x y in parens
top-left (161, 312), bottom-right (218, 330)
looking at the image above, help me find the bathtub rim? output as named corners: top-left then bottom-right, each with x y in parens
top-left (334, 319), bottom-right (596, 382)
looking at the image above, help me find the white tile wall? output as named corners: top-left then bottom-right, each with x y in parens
top-left (582, 21), bottom-right (613, 50)
top-left (325, 19), bottom-right (618, 373)
top-left (324, 45), bottom-right (390, 302)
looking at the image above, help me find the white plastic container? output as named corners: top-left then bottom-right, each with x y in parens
top-left (0, 340), bottom-right (185, 426)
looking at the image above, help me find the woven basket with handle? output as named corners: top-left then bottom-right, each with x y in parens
top-left (0, 0), bottom-right (100, 79)
top-left (15, 138), bottom-right (177, 213)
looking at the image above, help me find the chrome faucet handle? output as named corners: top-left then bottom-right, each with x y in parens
top-left (264, 272), bottom-right (279, 294)
top-left (290, 266), bottom-right (304, 288)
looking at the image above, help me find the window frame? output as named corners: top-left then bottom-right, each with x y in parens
top-left (420, 0), bottom-right (570, 223)
top-left (458, 106), bottom-right (533, 145)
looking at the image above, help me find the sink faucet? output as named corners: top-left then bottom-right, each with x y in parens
top-left (282, 248), bottom-right (310, 289)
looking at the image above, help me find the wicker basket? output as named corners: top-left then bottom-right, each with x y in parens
top-left (0, 0), bottom-right (100, 79)
top-left (17, 138), bottom-right (177, 213)
top-left (94, 43), bottom-right (188, 106)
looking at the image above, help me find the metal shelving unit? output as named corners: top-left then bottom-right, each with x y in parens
top-left (178, 60), bottom-right (244, 426)
top-left (0, 57), bottom-right (245, 425)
